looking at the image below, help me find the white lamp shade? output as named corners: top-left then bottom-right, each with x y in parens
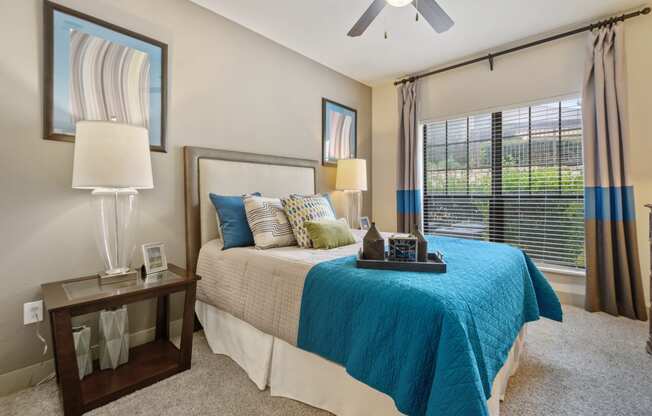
top-left (336, 159), bottom-right (367, 191)
top-left (72, 121), bottom-right (154, 189)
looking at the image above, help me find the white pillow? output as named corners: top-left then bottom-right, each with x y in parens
top-left (243, 196), bottom-right (297, 249)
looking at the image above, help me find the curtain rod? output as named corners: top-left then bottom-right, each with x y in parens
top-left (394, 7), bottom-right (651, 86)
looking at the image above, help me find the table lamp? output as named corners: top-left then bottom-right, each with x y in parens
top-left (336, 159), bottom-right (367, 229)
top-left (72, 121), bottom-right (153, 279)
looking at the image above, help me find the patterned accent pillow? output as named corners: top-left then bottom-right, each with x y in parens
top-left (289, 193), bottom-right (337, 217)
top-left (243, 196), bottom-right (296, 249)
top-left (281, 195), bottom-right (336, 248)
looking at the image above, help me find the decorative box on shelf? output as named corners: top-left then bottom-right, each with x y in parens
top-left (98, 306), bottom-right (129, 370)
top-left (72, 326), bottom-right (92, 380)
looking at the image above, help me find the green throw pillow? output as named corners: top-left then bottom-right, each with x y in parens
top-left (304, 219), bottom-right (356, 249)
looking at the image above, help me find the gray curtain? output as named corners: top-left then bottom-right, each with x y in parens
top-left (396, 81), bottom-right (421, 233)
top-left (582, 24), bottom-right (647, 320)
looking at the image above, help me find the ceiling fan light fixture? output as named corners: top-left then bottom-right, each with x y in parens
top-left (386, 0), bottom-right (412, 7)
top-left (347, 0), bottom-right (453, 37)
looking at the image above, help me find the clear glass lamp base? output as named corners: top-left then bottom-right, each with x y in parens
top-left (91, 188), bottom-right (139, 277)
top-left (344, 190), bottom-right (362, 229)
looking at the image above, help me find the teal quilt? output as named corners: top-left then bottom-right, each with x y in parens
top-left (297, 236), bottom-right (562, 416)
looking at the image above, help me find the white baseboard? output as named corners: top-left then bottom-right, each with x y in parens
top-left (0, 319), bottom-right (183, 398)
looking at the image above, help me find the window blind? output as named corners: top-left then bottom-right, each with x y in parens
top-left (423, 98), bottom-right (585, 269)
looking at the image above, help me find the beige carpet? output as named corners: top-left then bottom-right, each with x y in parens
top-left (1, 305), bottom-right (650, 416)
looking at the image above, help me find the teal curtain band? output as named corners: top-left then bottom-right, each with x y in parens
top-left (396, 189), bottom-right (421, 214)
top-left (584, 186), bottom-right (636, 221)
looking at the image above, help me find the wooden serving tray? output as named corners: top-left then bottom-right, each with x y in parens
top-left (356, 250), bottom-right (447, 273)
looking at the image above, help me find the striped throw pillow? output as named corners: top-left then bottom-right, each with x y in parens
top-left (243, 196), bottom-right (296, 249)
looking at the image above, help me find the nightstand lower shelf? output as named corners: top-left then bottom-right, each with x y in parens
top-left (81, 339), bottom-right (180, 412)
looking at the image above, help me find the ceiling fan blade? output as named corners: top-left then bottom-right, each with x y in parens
top-left (347, 0), bottom-right (387, 37)
top-left (414, 0), bottom-right (454, 33)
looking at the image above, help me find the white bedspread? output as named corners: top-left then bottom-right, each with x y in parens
top-left (196, 230), bottom-right (367, 345)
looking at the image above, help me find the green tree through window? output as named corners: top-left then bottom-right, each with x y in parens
top-left (423, 98), bottom-right (585, 269)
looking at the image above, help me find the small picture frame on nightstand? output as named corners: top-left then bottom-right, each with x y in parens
top-left (142, 242), bottom-right (168, 274)
top-left (359, 216), bottom-right (371, 230)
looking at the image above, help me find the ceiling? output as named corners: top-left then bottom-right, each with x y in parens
top-left (190, 0), bottom-right (644, 86)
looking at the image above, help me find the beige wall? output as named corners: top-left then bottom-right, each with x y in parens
top-left (0, 0), bottom-right (371, 379)
top-left (372, 17), bottom-right (652, 300)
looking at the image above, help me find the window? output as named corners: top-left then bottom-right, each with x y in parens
top-left (423, 98), bottom-right (584, 269)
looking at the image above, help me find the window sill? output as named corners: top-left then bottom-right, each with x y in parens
top-left (537, 264), bottom-right (586, 278)
top-left (537, 264), bottom-right (586, 307)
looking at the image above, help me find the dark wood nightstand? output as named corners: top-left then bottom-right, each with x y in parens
top-left (42, 264), bottom-right (200, 416)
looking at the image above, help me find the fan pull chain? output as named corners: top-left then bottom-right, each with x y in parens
top-left (384, 6), bottom-right (388, 39)
top-left (416, 0), bottom-right (419, 21)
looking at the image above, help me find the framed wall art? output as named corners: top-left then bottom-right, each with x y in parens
top-left (43, 1), bottom-right (168, 152)
top-left (322, 98), bottom-right (357, 166)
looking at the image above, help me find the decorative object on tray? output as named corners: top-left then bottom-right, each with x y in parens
top-left (44, 1), bottom-right (167, 152)
top-left (414, 224), bottom-right (428, 262)
top-left (322, 98), bottom-right (357, 166)
top-left (336, 158), bottom-right (367, 229)
top-left (243, 195), bottom-right (297, 249)
top-left (362, 222), bottom-right (385, 260)
top-left (357, 250), bottom-right (447, 273)
top-left (142, 242), bottom-right (167, 274)
top-left (359, 216), bottom-right (371, 230)
top-left (73, 121), bottom-right (153, 281)
top-left (388, 235), bottom-right (418, 262)
top-left (72, 325), bottom-right (92, 379)
top-left (282, 195), bottom-right (336, 248)
top-left (98, 306), bottom-right (129, 370)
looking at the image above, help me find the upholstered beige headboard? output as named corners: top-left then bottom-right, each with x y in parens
top-left (184, 147), bottom-right (318, 273)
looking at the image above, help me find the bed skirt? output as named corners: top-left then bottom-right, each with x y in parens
top-left (195, 300), bottom-right (526, 416)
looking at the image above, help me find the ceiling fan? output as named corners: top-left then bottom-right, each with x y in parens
top-left (348, 0), bottom-right (454, 37)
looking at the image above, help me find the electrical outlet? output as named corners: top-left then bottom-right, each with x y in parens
top-left (23, 300), bottom-right (43, 325)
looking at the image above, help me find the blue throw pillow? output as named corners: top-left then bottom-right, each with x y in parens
top-left (321, 193), bottom-right (337, 216)
top-left (209, 192), bottom-right (260, 249)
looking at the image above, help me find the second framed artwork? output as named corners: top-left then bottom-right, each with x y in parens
top-left (322, 98), bottom-right (357, 166)
top-left (43, 1), bottom-right (167, 152)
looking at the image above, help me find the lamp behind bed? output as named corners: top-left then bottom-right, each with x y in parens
top-left (335, 158), bottom-right (367, 229)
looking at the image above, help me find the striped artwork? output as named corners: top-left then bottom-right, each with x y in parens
top-left (243, 196), bottom-right (297, 249)
top-left (322, 99), bottom-right (357, 166)
top-left (326, 111), bottom-right (353, 161)
top-left (69, 30), bottom-right (150, 128)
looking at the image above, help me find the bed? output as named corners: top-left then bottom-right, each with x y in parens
top-left (183, 146), bottom-right (562, 416)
